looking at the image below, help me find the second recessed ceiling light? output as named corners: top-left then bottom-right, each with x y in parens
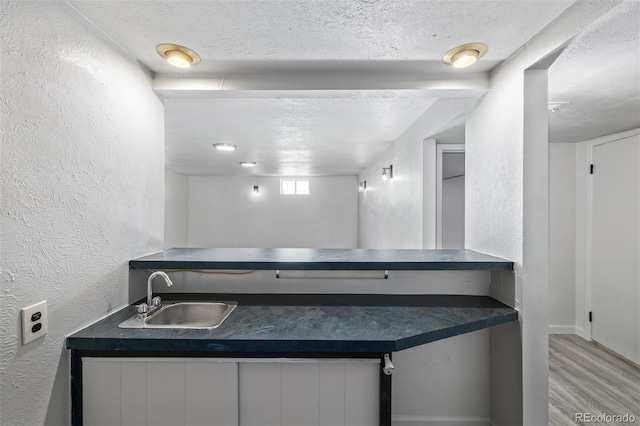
top-left (156, 43), bottom-right (201, 68)
top-left (443, 43), bottom-right (488, 68)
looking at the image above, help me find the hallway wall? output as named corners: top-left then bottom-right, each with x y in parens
top-left (549, 144), bottom-right (577, 333)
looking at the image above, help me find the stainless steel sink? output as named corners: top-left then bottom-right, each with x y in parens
top-left (118, 301), bottom-right (237, 329)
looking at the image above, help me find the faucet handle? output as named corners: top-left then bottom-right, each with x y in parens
top-left (151, 296), bottom-right (162, 308)
top-left (136, 303), bottom-right (149, 315)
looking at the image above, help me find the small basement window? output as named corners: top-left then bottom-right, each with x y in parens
top-left (280, 179), bottom-right (310, 195)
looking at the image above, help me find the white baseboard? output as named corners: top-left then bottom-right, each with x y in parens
top-left (574, 326), bottom-right (589, 340)
top-left (548, 325), bottom-right (576, 334)
top-left (392, 415), bottom-right (491, 426)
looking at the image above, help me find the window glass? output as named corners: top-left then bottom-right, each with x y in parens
top-left (280, 179), bottom-right (309, 195)
top-left (281, 180), bottom-right (296, 194)
top-left (296, 180), bottom-right (309, 195)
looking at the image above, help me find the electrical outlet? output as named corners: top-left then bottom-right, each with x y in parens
top-left (21, 300), bottom-right (47, 345)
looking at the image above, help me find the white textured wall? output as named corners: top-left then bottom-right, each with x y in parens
top-left (549, 144), bottom-right (576, 333)
top-left (357, 100), bottom-right (491, 425)
top-left (465, 3), bottom-right (622, 424)
top-left (358, 99), bottom-right (467, 250)
top-left (357, 141), bottom-right (423, 249)
top-left (0, 2), bottom-right (164, 425)
top-left (464, 51), bottom-right (539, 426)
top-left (188, 176), bottom-right (357, 248)
top-left (165, 171), bottom-right (189, 248)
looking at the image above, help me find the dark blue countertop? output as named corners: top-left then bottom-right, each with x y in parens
top-left (129, 248), bottom-right (514, 271)
top-left (66, 294), bottom-right (517, 354)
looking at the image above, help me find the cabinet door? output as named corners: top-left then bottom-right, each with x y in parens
top-left (83, 359), bottom-right (121, 426)
top-left (186, 361), bottom-right (239, 426)
top-left (83, 358), bottom-right (239, 426)
top-left (239, 360), bottom-right (378, 426)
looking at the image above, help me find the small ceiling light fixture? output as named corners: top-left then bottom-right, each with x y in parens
top-left (359, 181), bottom-right (367, 192)
top-left (253, 185), bottom-right (260, 194)
top-left (548, 101), bottom-right (572, 113)
top-left (240, 161), bottom-right (257, 167)
top-left (443, 43), bottom-right (488, 68)
top-left (156, 43), bottom-right (201, 68)
top-left (213, 143), bottom-right (237, 151)
top-left (382, 165), bottom-right (393, 181)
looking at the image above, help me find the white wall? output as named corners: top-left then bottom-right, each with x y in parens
top-left (0, 2), bottom-right (165, 425)
top-left (549, 144), bottom-right (577, 333)
top-left (357, 100), bottom-right (491, 425)
top-left (358, 99), bottom-right (468, 250)
top-left (465, 3), bottom-right (623, 424)
top-left (165, 171), bottom-right (189, 248)
top-left (548, 131), bottom-right (640, 338)
top-left (574, 128), bottom-right (640, 339)
top-left (188, 176), bottom-right (357, 248)
top-left (442, 175), bottom-right (465, 249)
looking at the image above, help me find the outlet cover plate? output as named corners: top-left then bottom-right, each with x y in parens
top-left (21, 300), bottom-right (47, 345)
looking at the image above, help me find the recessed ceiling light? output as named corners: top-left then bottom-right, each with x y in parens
top-left (443, 43), bottom-right (488, 68)
top-left (156, 43), bottom-right (201, 68)
top-left (239, 162), bottom-right (257, 167)
top-left (213, 143), bottom-right (237, 151)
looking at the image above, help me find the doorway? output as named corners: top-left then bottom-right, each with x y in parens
top-left (436, 144), bottom-right (465, 249)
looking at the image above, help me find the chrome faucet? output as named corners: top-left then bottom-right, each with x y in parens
top-left (136, 271), bottom-right (173, 316)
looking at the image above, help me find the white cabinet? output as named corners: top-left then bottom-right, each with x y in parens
top-left (82, 358), bottom-right (379, 426)
top-left (238, 360), bottom-right (378, 426)
top-left (83, 358), bottom-right (238, 426)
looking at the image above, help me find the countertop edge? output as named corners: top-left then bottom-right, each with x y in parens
top-left (66, 294), bottom-right (518, 354)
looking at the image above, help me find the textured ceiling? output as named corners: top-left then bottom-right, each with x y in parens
top-left (549, 0), bottom-right (640, 143)
top-left (165, 95), bottom-right (437, 176)
top-left (66, 0), bottom-right (589, 175)
top-left (68, 0), bottom-right (574, 74)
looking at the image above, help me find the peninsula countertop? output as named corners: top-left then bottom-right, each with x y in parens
top-left (129, 248), bottom-right (514, 271)
top-left (66, 294), bottom-right (517, 354)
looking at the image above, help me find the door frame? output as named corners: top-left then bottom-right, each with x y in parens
top-left (580, 129), bottom-right (640, 341)
top-left (436, 144), bottom-right (465, 249)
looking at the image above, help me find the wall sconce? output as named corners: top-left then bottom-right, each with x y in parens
top-left (253, 185), bottom-right (259, 194)
top-left (382, 165), bottom-right (393, 181)
top-left (359, 181), bottom-right (367, 192)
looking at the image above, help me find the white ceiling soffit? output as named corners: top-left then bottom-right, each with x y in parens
top-left (549, 0), bottom-right (640, 143)
top-left (427, 113), bottom-right (466, 145)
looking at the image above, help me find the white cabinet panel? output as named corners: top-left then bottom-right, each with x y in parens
top-left (147, 361), bottom-right (186, 426)
top-left (319, 363), bottom-right (346, 426)
top-left (83, 359), bottom-right (120, 426)
top-left (238, 360), bottom-right (378, 426)
top-left (345, 362), bottom-right (379, 426)
top-left (83, 357), bottom-right (378, 426)
top-left (281, 363), bottom-right (319, 426)
top-left (84, 359), bottom-right (239, 426)
top-left (186, 361), bottom-right (238, 426)
top-left (239, 363), bottom-right (281, 426)
top-left (121, 361), bottom-right (147, 426)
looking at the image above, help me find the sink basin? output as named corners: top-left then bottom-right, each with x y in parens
top-left (118, 301), bottom-right (237, 329)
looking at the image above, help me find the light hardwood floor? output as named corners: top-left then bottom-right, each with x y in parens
top-left (549, 334), bottom-right (640, 425)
